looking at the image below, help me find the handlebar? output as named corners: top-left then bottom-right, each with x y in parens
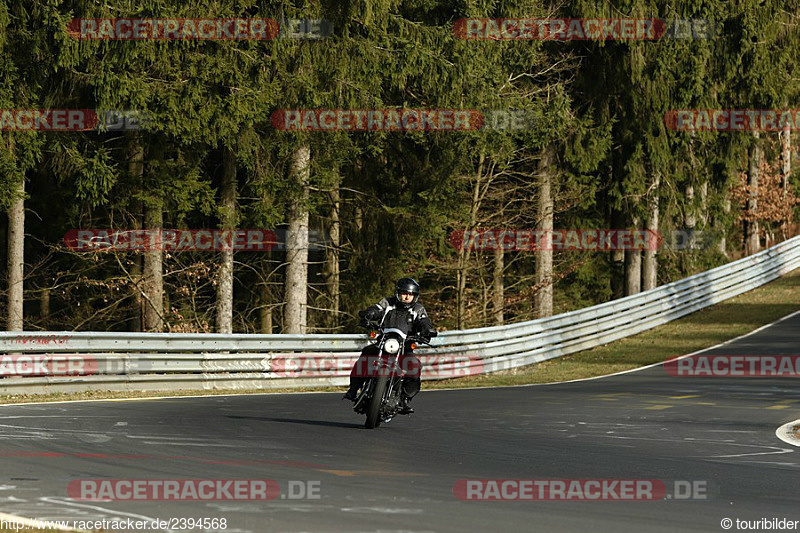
top-left (358, 320), bottom-right (435, 345)
top-left (358, 318), bottom-right (382, 330)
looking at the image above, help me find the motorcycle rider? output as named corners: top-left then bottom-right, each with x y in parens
top-left (343, 277), bottom-right (437, 414)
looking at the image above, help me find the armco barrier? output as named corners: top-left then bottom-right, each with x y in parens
top-left (1, 236), bottom-right (799, 394)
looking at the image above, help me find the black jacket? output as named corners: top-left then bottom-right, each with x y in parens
top-left (362, 296), bottom-right (436, 338)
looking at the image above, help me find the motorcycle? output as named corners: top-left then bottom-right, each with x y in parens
top-left (353, 320), bottom-right (432, 429)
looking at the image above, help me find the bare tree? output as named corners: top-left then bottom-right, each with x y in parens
top-left (642, 172), bottom-right (660, 291)
top-left (284, 143), bottom-right (311, 334)
top-left (322, 180), bottom-right (341, 330)
top-left (216, 147), bottom-right (237, 334)
top-left (745, 132), bottom-right (761, 255)
top-left (259, 249), bottom-right (277, 334)
top-left (780, 125), bottom-right (792, 239)
top-left (127, 136), bottom-right (144, 331)
top-left (535, 145), bottom-right (555, 317)
top-left (492, 245), bottom-right (504, 325)
top-left (142, 200), bottom-right (163, 331)
top-left (6, 171), bottom-right (24, 331)
top-left (624, 214), bottom-right (641, 296)
top-left (456, 152), bottom-right (485, 329)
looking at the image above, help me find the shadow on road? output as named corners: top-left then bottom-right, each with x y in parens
top-left (226, 415), bottom-right (363, 429)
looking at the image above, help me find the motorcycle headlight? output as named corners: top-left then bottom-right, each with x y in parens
top-left (383, 338), bottom-right (400, 354)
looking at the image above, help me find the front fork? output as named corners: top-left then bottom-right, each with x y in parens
top-left (355, 354), bottom-right (403, 416)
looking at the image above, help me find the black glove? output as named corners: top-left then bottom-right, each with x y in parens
top-left (420, 329), bottom-right (437, 341)
top-left (363, 307), bottom-right (382, 321)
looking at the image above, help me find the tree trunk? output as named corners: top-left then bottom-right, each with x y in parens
top-left (492, 245), bottom-right (504, 325)
top-left (131, 235), bottom-right (144, 330)
top-left (284, 143), bottom-right (311, 334)
top-left (143, 200), bottom-right (163, 332)
top-left (128, 137), bottom-right (144, 331)
top-left (624, 250), bottom-right (642, 295)
top-left (480, 278), bottom-right (488, 324)
top-left (780, 125), bottom-right (791, 239)
top-left (642, 172), bottom-right (660, 291)
top-left (323, 181), bottom-right (340, 330)
top-left (0, 209), bottom-right (6, 302)
top-left (685, 183), bottom-right (696, 249)
top-left (699, 181), bottom-right (708, 227)
top-left (216, 147), bottom-right (237, 334)
top-left (716, 197), bottom-right (729, 257)
top-left (354, 204), bottom-right (363, 232)
top-left (624, 215), bottom-right (641, 296)
top-left (745, 132), bottom-right (761, 255)
top-left (610, 209), bottom-right (625, 299)
top-left (260, 280), bottom-right (273, 334)
top-left (455, 258), bottom-right (467, 329)
top-left (535, 145), bottom-right (555, 317)
top-left (7, 173), bottom-right (24, 331)
top-left (679, 183), bottom-right (697, 273)
top-left (457, 152), bottom-right (484, 329)
top-left (40, 288), bottom-right (50, 321)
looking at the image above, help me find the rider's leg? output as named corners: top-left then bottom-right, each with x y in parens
top-left (398, 354), bottom-right (421, 413)
top-left (345, 344), bottom-right (380, 400)
top-left (399, 354), bottom-right (421, 396)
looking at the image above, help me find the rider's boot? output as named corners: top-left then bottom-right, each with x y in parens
top-left (398, 394), bottom-right (414, 415)
top-left (343, 384), bottom-right (359, 402)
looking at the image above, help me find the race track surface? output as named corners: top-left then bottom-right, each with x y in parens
top-left (1, 312), bottom-right (800, 532)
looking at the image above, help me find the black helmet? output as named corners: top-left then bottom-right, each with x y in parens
top-left (394, 277), bottom-right (420, 308)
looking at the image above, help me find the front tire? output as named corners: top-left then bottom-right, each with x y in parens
top-left (365, 376), bottom-right (388, 429)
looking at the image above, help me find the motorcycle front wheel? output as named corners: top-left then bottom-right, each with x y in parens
top-left (365, 375), bottom-right (388, 429)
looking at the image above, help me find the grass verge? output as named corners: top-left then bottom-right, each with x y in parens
top-left (1, 268), bottom-right (799, 406)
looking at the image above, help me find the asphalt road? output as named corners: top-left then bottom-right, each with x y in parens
top-left (1, 312), bottom-right (800, 532)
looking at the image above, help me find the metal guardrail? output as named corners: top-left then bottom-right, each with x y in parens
top-left (1, 236), bottom-right (799, 394)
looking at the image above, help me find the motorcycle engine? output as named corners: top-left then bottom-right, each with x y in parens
top-left (386, 395), bottom-right (399, 411)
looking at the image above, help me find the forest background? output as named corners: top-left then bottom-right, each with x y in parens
top-left (0, 0), bottom-right (797, 334)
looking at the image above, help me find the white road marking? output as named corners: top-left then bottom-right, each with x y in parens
top-left (340, 507), bottom-right (424, 514)
top-left (136, 442), bottom-right (243, 447)
top-left (775, 418), bottom-right (800, 448)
